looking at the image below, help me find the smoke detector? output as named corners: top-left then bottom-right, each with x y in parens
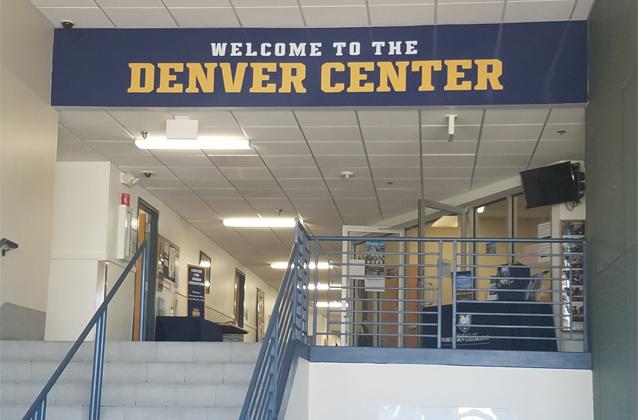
top-left (340, 170), bottom-right (355, 180)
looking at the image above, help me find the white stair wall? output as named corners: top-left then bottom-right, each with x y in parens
top-left (0, 341), bottom-right (259, 420)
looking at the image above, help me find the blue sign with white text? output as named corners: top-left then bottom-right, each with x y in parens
top-left (51, 22), bottom-right (587, 107)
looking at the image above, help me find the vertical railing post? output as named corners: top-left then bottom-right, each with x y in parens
top-left (139, 242), bottom-right (148, 341)
top-left (312, 239), bottom-right (319, 346)
top-left (437, 241), bottom-right (443, 349)
top-left (268, 311), bottom-right (279, 420)
top-left (451, 241), bottom-right (458, 349)
top-left (89, 310), bottom-right (107, 420)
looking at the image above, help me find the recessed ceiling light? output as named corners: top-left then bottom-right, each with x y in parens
top-left (135, 137), bottom-right (250, 150)
top-left (223, 217), bottom-right (297, 228)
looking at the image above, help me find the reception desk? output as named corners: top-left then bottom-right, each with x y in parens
top-left (155, 316), bottom-right (248, 342)
top-left (421, 302), bottom-right (557, 352)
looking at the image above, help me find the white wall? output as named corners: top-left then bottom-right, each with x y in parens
top-left (45, 162), bottom-right (276, 341)
top-left (286, 362), bottom-right (593, 420)
top-left (0, 0), bottom-right (58, 339)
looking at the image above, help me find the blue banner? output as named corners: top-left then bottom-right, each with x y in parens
top-left (51, 22), bottom-right (587, 107)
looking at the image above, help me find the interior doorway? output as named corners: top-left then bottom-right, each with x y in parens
top-left (132, 198), bottom-right (159, 341)
top-left (341, 225), bottom-right (405, 348)
top-left (234, 269), bottom-right (246, 328)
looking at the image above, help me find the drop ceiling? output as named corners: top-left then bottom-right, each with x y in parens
top-left (58, 107), bottom-right (585, 286)
top-left (32, 0), bottom-right (593, 28)
top-left (38, 0), bottom-right (592, 286)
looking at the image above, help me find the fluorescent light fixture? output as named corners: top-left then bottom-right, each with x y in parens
top-left (316, 301), bottom-right (346, 309)
top-left (223, 217), bottom-right (297, 228)
top-left (270, 261), bottom-right (332, 270)
top-left (477, 206), bottom-right (485, 214)
top-left (135, 137), bottom-right (250, 150)
top-left (432, 215), bottom-right (459, 228)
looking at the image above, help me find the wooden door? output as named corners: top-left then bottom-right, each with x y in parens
top-left (132, 212), bottom-right (146, 341)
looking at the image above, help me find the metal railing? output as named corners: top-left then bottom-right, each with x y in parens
top-left (242, 225), bottom-right (589, 419)
top-left (239, 225), bottom-right (311, 420)
top-left (311, 235), bottom-right (587, 352)
top-left (22, 241), bottom-right (149, 420)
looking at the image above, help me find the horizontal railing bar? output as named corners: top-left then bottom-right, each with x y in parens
top-left (313, 236), bottom-right (585, 244)
top-left (326, 321), bottom-right (439, 327)
top-left (319, 309), bottom-right (438, 315)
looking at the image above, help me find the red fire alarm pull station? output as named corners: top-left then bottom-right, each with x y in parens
top-left (121, 192), bottom-right (131, 207)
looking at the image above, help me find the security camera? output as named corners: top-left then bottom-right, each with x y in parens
top-left (142, 171), bottom-right (155, 178)
top-left (61, 20), bottom-right (74, 29)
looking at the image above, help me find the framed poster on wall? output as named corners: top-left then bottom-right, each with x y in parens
top-left (560, 220), bottom-right (585, 332)
top-left (158, 235), bottom-right (179, 289)
top-left (256, 288), bottom-right (265, 342)
top-left (199, 251), bottom-right (212, 294)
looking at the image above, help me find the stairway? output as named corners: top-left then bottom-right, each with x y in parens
top-left (0, 341), bottom-right (258, 420)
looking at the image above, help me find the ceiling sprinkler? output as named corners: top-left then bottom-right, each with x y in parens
top-left (340, 170), bottom-right (355, 180)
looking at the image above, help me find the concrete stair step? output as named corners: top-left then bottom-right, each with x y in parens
top-left (0, 405), bottom-right (240, 420)
top-left (0, 361), bottom-right (254, 385)
top-left (1, 382), bottom-right (248, 408)
top-left (0, 341), bottom-right (260, 364)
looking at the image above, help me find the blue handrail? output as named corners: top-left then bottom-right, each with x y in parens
top-left (22, 240), bottom-right (149, 420)
top-left (239, 223), bottom-right (310, 420)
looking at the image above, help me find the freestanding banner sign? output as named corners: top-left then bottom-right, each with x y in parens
top-left (51, 21), bottom-right (587, 107)
top-left (187, 265), bottom-right (206, 318)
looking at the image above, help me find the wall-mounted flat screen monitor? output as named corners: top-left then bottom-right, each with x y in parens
top-left (520, 162), bottom-right (579, 208)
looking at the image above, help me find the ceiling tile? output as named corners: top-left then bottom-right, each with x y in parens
top-left (421, 141), bottom-right (477, 154)
top-left (108, 110), bottom-right (172, 135)
top-left (422, 167), bottom-right (472, 178)
top-left (302, 6), bottom-right (368, 27)
top-left (362, 125), bottom-right (419, 141)
top-left (503, 0), bottom-right (575, 22)
top-left (156, 153), bottom-right (214, 167)
top-left (372, 167), bottom-right (421, 178)
top-left (548, 107), bottom-right (586, 125)
top-left (192, 188), bottom-right (242, 199)
top-left (138, 177), bottom-right (184, 189)
top-left (479, 140), bottom-right (536, 155)
top-left (86, 140), bottom-right (148, 157)
top-left (295, 110), bottom-right (357, 127)
top-left (369, 4), bottom-right (434, 25)
top-left (57, 137), bottom-right (105, 162)
top-left (170, 7), bottom-right (240, 27)
top-left (322, 166), bottom-right (370, 179)
top-left (234, 0), bottom-right (297, 5)
top-left (368, 155), bottom-right (420, 168)
top-left (421, 155), bottom-right (474, 167)
top-left (531, 152), bottom-right (584, 167)
top-left (541, 123), bottom-right (585, 140)
top-left (481, 124), bottom-right (543, 141)
top-left (261, 155), bottom-right (316, 167)
top-left (475, 154), bottom-right (530, 167)
top-left (36, 7), bottom-right (114, 27)
top-left (270, 166), bottom-right (322, 178)
top-left (163, 0), bottom-right (230, 5)
top-left (421, 108), bottom-right (483, 126)
top-left (235, 6), bottom-right (305, 27)
top-left (111, 155), bottom-right (163, 167)
top-left (234, 110), bottom-right (296, 126)
top-left (436, 2), bottom-right (504, 24)
top-left (421, 125), bottom-right (480, 141)
top-left (315, 155), bottom-right (369, 168)
top-left (365, 141), bottom-right (419, 155)
top-left (181, 177), bottom-right (233, 188)
top-left (243, 126), bottom-right (304, 142)
top-left (60, 111), bottom-right (133, 141)
top-left (97, 0), bottom-right (162, 5)
top-left (484, 108), bottom-right (549, 125)
top-left (534, 140), bottom-right (584, 155)
top-left (357, 110), bottom-right (419, 126)
top-left (209, 155), bottom-right (264, 167)
top-left (309, 141), bottom-right (364, 155)
top-left (304, 126), bottom-right (361, 141)
top-left (473, 166), bottom-right (524, 178)
top-left (253, 142), bottom-right (309, 155)
top-left (300, 0), bottom-right (365, 4)
top-left (220, 167), bottom-right (272, 179)
top-left (103, 7), bottom-right (177, 28)
top-left (278, 179), bottom-right (326, 189)
top-left (169, 165), bottom-right (224, 178)
top-left (119, 165), bottom-right (175, 178)
top-left (32, 0), bottom-right (94, 5)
